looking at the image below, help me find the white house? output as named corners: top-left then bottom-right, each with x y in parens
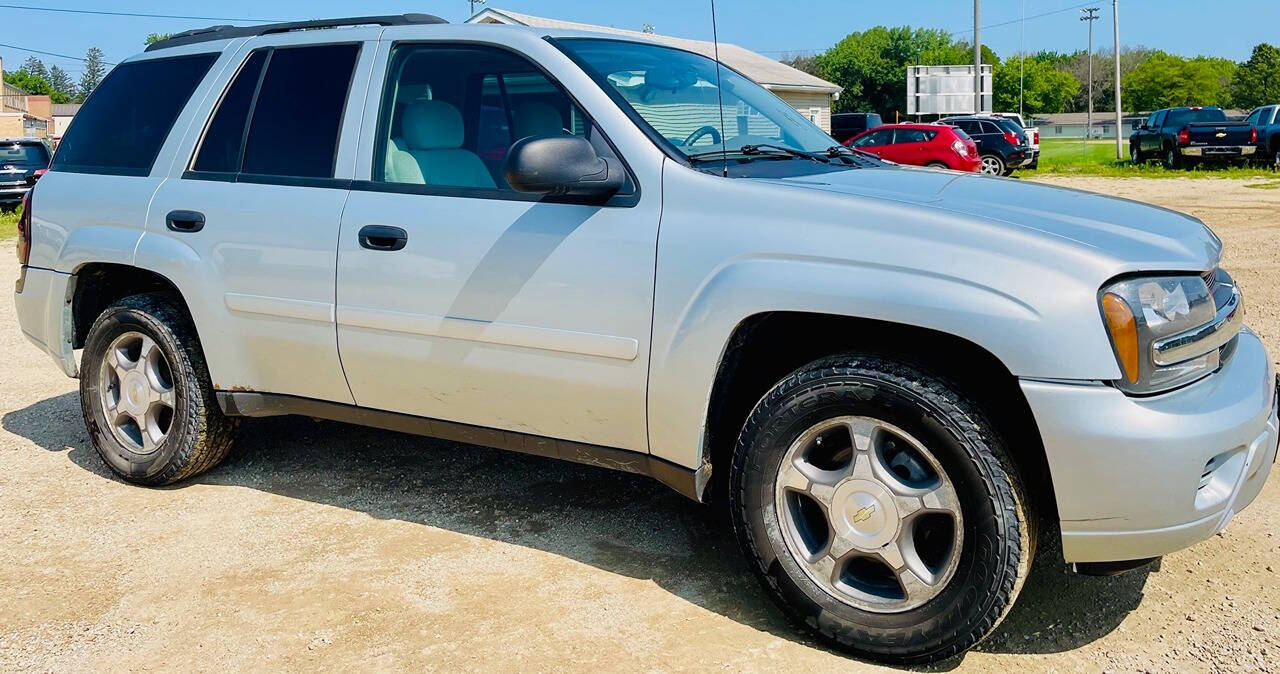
top-left (466, 8), bottom-right (842, 132)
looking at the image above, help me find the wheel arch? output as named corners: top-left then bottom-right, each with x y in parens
top-left (70, 262), bottom-right (194, 351)
top-left (699, 311), bottom-right (1055, 522)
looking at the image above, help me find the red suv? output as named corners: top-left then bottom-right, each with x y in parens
top-left (844, 123), bottom-right (981, 172)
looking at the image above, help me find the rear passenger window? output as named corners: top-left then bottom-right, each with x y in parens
top-left (192, 50), bottom-right (267, 173)
top-left (241, 44), bottom-right (359, 178)
top-left (52, 53), bottom-right (216, 176)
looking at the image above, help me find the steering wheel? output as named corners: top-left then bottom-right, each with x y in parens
top-left (682, 125), bottom-right (722, 147)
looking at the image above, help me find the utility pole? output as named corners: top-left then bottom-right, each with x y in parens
top-left (1113, 0), bottom-right (1123, 159)
top-left (1019, 0), bottom-right (1026, 119)
top-left (974, 0), bottom-right (982, 114)
top-left (1081, 7), bottom-right (1100, 141)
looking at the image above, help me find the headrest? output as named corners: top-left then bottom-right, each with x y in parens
top-left (511, 101), bottom-right (566, 141)
top-left (403, 100), bottom-right (463, 151)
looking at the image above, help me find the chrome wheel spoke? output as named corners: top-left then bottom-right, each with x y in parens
top-left (775, 415), bottom-right (964, 614)
top-left (99, 331), bottom-right (174, 455)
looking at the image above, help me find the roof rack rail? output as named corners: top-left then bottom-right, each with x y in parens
top-left (145, 14), bottom-right (447, 52)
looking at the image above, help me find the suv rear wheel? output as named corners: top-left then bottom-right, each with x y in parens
top-left (80, 293), bottom-right (238, 486)
top-left (730, 355), bottom-right (1032, 665)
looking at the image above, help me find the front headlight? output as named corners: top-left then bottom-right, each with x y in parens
top-left (1099, 271), bottom-right (1239, 395)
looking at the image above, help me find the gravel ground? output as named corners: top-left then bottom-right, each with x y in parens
top-left (2, 176), bottom-right (1278, 672)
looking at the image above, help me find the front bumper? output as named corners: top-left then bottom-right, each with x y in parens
top-left (1022, 328), bottom-right (1277, 563)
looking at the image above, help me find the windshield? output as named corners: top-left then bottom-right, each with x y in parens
top-left (1167, 108), bottom-right (1227, 126)
top-left (557, 38), bottom-right (838, 161)
top-left (0, 142), bottom-right (48, 165)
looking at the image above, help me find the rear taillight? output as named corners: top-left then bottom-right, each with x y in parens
top-left (1033, 130), bottom-right (1040, 145)
top-left (1251, 127), bottom-right (1258, 144)
top-left (32, 168), bottom-right (46, 181)
top-left (16, 190), bottom-right (31, 265)
top-left (1003, 132), bottom-right (1019, 146)
top-left (951, 139), bottom-right (969, 157)
top-left (1178, 128), bottom-right (1190, 146)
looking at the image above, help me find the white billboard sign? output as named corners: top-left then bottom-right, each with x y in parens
top-left (907, 65), bottom-right (993, 116)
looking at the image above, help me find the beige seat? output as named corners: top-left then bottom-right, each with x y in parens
top-left (387, 100), bottom-right (495, 188)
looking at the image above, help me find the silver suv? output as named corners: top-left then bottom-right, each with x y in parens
top-left (13, 15), bottom-right (1277, 665)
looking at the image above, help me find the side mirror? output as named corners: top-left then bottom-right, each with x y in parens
top-left (504, 135), bottom-right (625, 200)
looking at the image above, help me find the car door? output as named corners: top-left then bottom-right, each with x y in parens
top-left (140, 33), bottom-right (378, 402)
top-left (333, 40), bottom-right (661, 452)
top-left (892, 128), bottom-right (933, 166)
top-left (1145, 110), bottom-right (1167, 154)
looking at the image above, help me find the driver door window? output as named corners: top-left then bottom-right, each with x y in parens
top-left (852, 129), bottom-right (892, 149)
top-left (374, 45), bottom-right (606, 190)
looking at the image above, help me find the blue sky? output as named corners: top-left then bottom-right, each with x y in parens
top-left (1, 1), bottom-right (1276, 80)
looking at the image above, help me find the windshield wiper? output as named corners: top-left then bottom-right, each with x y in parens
top-left (741, 144), bottom-right (830, 163)
top-left (686, 144), bottom-right (830, 164)
top-left (825, 145), bottom-right (882, 162)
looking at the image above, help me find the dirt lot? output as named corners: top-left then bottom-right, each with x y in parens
top-left (2, 177), bottom-right (1278, 672)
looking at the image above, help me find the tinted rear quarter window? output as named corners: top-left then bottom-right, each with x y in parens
top-left (192, 50), bottom-right (268, 173)
top-left (241, 43), bottom-right (360, 178)
top-left (52, 53), bottom-right (216, 176)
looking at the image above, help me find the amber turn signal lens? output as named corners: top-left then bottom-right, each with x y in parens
top-left (1102, 293), bottom-right (1139, 383)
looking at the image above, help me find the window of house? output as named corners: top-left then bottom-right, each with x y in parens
top-left (374, 44), bottom-right (617, 191)
top-left (52, 53), bottom-right (217, 176)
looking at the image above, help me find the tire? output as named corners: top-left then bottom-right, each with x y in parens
top-left (730, 354), bottom-right (1033, 665)
top-left (1130, 144), bottom-right (1143, 165)
top-left (978, 154), bottom-right (1005, 176)
top-left (80, 292), bottom-right (238, 486)
top-left (1163, 146), bottom-right (1180, 170)
top-left (925, 161), bottom-right (949, 170)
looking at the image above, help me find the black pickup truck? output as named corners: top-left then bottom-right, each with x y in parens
top-left (1129, 106), bottom-right (1257, 168)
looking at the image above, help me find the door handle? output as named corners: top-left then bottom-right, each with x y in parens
top-left (166, 210), bottom-right (205, 233)
top-left (358, 225), bottom-right (408, 251)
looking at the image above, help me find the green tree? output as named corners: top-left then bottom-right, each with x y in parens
top-left (77, 47), bottom-right (107, 103)
top-left (21, 56), bottom-right (48, 81)
top-left (145, 33), bottom-right (173, 47)
top-left (1123, 52), bottom-right (1236, 111)
top-left (1230, 43), bottom-right (1280, 109)
top-left (816, 26), bottom-right (993, 118)
top-left (994, 55), bottom-right (1080, 114)
top-left (48, 65), bottom-right (74, 101)
top-left (2, 68), bottom-right (70, 104)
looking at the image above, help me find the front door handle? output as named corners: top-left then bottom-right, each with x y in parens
top-left (166, 210), bottom-right (205, 233)
top-left (358, 225), bottom-right (408, 251)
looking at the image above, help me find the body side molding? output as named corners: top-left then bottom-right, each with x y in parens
top-left (216, 391), bottom-right (708, 501)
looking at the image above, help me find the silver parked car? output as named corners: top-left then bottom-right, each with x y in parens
top-left (13, 15), bottom-right (1277, 665)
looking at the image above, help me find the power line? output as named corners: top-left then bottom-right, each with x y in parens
top-left (0, 40), bottom-right (114, 65)
top-left (758, 0), bottom-right (1102, 55)
top-left (951, 0), bottom-right (1098, 35)
top-left (0, 3), bottom-right (283, 23)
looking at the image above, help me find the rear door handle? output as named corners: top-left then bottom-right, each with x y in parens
top-left (166, 210), bottom-right (205, 233)
top-left (358, 225), bottom-right (408, 251)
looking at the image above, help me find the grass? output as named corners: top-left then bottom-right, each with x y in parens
top-left (0, 206), bottom-right (18, 240)
top-left (1023, 138), bottom-right (1278, 178)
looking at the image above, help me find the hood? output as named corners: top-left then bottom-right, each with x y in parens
top-left (763, 167), bottom-right (1221, 272)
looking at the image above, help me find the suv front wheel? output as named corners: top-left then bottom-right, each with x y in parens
top-left (80, 293), bottom-right (238, 486)
top-left (730, 355), bottom-right (1032, 665)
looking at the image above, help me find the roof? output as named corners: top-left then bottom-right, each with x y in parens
top-left (50, 103), bottom-right (81, 117)
top-left (466, 8), bottom-right (841, 96)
